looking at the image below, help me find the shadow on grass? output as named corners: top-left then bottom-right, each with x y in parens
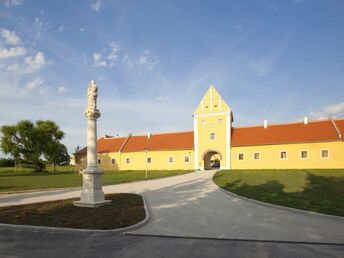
top-left (222, 174), bottom-right (344, 217)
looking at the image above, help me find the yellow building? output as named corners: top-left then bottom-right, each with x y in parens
top-left (76, 86), bottom-right (344, 171)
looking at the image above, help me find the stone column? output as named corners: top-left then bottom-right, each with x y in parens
top-left (74, 80), bottom-right (111, 208)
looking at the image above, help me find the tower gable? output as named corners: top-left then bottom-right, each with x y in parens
top-left (194, 85), bottom-right (231, 115)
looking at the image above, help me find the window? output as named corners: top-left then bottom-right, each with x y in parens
top-left (280, 151), bottom-right (287, 160)
top-left (126, 158), bottom-right (131, 164)
top-left (218, 119), bottom-right (222, 124)
top-left (184, 155), bottom-right (190, 163)
top-left (253, 152), bottom-right (260, 160)
top-left (321, 149), bottom-right (329, 159)
top-left (210, 133), bottom-right (215, 140)
top-left (97, 159), bottom-right (102, 165)
top-left (238, 153), bottom-right (244, 161)
top-left (111, 158), bottom-right (116, 165)
top-left (300, 150), bottom-right (308, 159)
top-left (168, 156), bottom-right (174, 163)
top-left (147, 157), bottom-right (152, 163)
top-left (201, 120), bottom-right (206, 126)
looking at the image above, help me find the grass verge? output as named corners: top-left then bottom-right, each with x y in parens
top-left (213, 169), bottom-right (344, 217)
top-left (0, 167), bottom-right (193, 193)
top-left (0, 193), bottom-right (145, 230)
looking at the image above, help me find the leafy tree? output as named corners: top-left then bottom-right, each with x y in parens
top-left (0, 120), bottom-right (69, 172)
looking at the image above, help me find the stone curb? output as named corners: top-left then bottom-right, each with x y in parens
top-left (0, 195), bottom-right (150, 234)
top-left (127, 233), bottom-right (344, 246)
top-left (216, 185), bottom-right (344, 221)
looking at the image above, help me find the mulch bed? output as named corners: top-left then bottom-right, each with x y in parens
top-left (0, 193), bottom-right (145, 230)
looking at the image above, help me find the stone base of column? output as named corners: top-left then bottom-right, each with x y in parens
top-left (73, 166), bottom-right (111, 208)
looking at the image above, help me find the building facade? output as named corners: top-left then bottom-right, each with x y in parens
top-left (75, 86), bottom-right (344, 171)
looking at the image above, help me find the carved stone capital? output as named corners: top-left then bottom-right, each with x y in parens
top-left (84, 109), bottom-right (101, 119)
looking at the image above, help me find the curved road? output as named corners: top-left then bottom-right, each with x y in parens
top-left (1, 170), bottom-right (343, 244)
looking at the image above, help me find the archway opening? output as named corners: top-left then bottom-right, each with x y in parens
top-left (203, 150), bottom-right (222, 170)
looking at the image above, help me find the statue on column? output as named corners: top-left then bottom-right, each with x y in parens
top-left (84, 80), bottom-right (100, 119)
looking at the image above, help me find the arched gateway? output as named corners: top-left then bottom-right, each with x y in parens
top-left (202, 150), bottom-right (222, 170)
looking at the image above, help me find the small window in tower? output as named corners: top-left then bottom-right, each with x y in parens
top-left (206, 106), bottom-right (209, 109)
top-left (214, 104), bottom-right (218, 108)
top-left (238, 153), bottom-right (244, 161)
top-left (210, 133), bottom-right (215, 140)
top-left (218, 119), bottom-right (222, 124)
top-left (98, 159), bottom-right (102, 165)
top-left (111, 158), bottom-right (116, 165)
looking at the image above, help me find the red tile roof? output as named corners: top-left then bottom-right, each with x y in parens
top-left (122, 131), bottom-right (194, 152)
top-left (231, 118), bottom-right (343, 146)
top-left (76, 118), bottom-right (343, 154)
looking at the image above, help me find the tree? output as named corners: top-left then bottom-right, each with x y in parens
top-left (0, 120), bottom-right (69, 172)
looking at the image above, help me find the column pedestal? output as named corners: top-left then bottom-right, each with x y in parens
top-left (73, 167), bottom-right (111, 208)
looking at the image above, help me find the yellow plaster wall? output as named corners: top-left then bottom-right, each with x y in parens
top-left (96, 150), bottom-right (194, 171)
top-left (231, 141), bottom-right (344, 169)
top-left (196, 114), bottom-right (229, 169)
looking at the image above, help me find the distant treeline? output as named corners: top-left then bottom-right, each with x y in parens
top-left (0, 158), bottom-right (15, 167)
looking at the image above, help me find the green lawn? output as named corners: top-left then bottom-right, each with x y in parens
top-left (213, 169), bottom-right (344, 217)
top-left (0, 166), bottom-right (193, 193)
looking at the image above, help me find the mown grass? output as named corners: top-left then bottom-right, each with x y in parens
top-left (213, 169), bottom-right (344, 216)
top-left (0, 193), bottom-right (145, 229)
top-left (0, 166), bottom-right (193, 193)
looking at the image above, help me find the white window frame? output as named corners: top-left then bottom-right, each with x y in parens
top-left (184, 155), bottom-right (190, 163)
top-left (320, 149), bottom-right (330, 159)
top-left (147, 157), bottom-right (152, 164)
top-left (300, 150), bottom-right (309, 160)
top-left (238, 152), bottom-right (245, 161)
top-left (279, 151), bottom-right (288, 160)
top-left (168, 156), bottom-right (174, 164)
top-left (253, 152), bottom-right (261, 161)
top-left (126, 158), bottom-right (131, 164)
top-left (210, 132), bottom-right (215, 140)
top-left (97, 158), bottom-right (102, 165)
top-left (111, 158), bottom-right (116, 165)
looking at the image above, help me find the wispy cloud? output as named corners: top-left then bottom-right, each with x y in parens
top-left (155, 96), bottom-right (169, 101)
top-left (137, 49), bottom-right (159, 74)
top-left (308, 102), bottom-right (344, 119)
top-left (57, 25), bottom-right (64, 33)
top-left (92, 41), bottom-right (120, 67)
top-left (26, 77), bottom-right (43, 90)
top-left (57, 86), bottom-right (66, 93)
top-left (90, 0), bottom-right (102, 12)
top-left (0, 46), bottom-right (27, 59)
top-left (4, 0), bottom-right (24, 7)
top-left (0, 28), bottom-right (21, 45)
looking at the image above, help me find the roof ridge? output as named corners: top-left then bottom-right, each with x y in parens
top-left (329, 117), bottom-right (343, 140)
top-left (129, 130), bottom-right (193, 137)
top-left (233, 118), bottom-right (331, 129)
top-left (119, 133), bottom-right (132, 153)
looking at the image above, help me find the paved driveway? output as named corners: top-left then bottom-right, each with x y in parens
top-left (1, 170), bottom-right (344, 244)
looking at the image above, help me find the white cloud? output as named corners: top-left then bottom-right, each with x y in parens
top-left (57, 86), bottom-right (66, 93)
top-left (0, 46), bottom-right (27, 59)
top-left (26, 78), bottom-right (43, 90)
top-left (24, 52), bottom-right (46, 72)
top-left (33, 17), bottom-right (43, 38)
top-left (0, 28), bottom-right (21, 45)
top-left (5, 0), bottom-right (24, 7)
top-left (155, 96), bottom-right (169, 101)
top-left (93, 52), bottom-right (107, 67)
top-left (80, 27), bottom-right (85, 32)
top-left (309, 102), bottom-right (344, 119)
top-left (107, 41), bottom-right (120, 62)
top-left (90, 0), bottom-right (102, 12)
top-left (137, 49), bottom-right (159, 73)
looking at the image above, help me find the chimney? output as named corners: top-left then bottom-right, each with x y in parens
top-left (147, 133), bottom-right (151, 139)
top-left (304, 117), bottom-right (308, 125)
top-left (264, 120), bottom-right (268, 129)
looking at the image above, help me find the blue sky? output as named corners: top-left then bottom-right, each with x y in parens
top-left (0, 0), bottom-right (344, 153)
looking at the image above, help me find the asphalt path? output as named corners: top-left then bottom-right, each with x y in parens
top-left (1, 228), bottom-right (343, 258)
